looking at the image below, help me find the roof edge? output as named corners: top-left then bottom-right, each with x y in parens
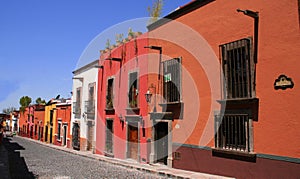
top-left (147, 0), bottom-right (215, 31)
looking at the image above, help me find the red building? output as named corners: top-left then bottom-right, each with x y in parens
top-left (54, 99), bottom-right (72, 148)
top-left (33, 105), bottom-right (45, 141)
top-left (146, 0), bottom-right (300, 178)
top-left (95, 33), bottom-right (150, 162)
top-left (18, 108), bottom-right (29, 137)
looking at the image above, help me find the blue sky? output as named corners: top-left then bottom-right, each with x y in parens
top-left (0, 0), bottom-right (191, 111)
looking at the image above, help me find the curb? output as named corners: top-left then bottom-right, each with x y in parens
top-left (16, 136), bottom-right (234, 179)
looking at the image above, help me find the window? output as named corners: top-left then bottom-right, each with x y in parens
top-left (215, 114), bottom-right (252, 152)
top-left (106, 78), bottom-right (114, 109)
top-left (215, 38), bottom-right (255, 153)
top-left (106, 119), bottom-right (113, 154)
top-left (220, 38), bottom-right (254, 99)
top-left (85, 83), bottom-right (95, 119)
top-left (128, 72), bottom-right (138, 108)
top-left (50, 110), bottom-right (53, 125)
top-left (163, 58), bottom-right (181, 103)
top-left (35, 124), bottom-right (37, 136)
top-left (57, 121), bottom-right (61, 140)
top-left (73, 87), bottom-right (81, 118)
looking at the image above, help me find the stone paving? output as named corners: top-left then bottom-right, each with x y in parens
top-left (3, 137), bottom-right (166, 178)
top-left (1, 136), bottom-right (234, 179)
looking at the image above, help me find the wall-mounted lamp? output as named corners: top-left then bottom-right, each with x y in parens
top-left (119, 114), bottom-right (124, 121)
top-left (145, 90), bottom-right (152, 103)
top-left (145, 84), bottom-right (157, 112)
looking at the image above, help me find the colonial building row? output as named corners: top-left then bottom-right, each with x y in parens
top-left (13, 0), bottom-right (300, 178)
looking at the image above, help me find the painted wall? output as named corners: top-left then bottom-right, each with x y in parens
top-left (54, 103), bottom-right (72, 148)
top-left (71, 60), bottom-right (98, 151)
top-left (44, 103), bottom-right (57, 144)
top-left (33, 106), bottom-right (45, 141)
top-left (96, 33), bottom-right (149, 162)
top-left (18, 108), bottom-right (29, 137)
top-left (148, 0), bottom-right (300, 177)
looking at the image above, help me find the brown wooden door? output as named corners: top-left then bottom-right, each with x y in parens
top-left (128, 125), bottom-right (138, 160)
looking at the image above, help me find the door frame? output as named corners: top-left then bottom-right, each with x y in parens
top-left (150, 120), bottom-right (173, 167)
top-left (63, 124), bottom-right (68, 146)
top-left (125, 116), bottom-right (141, 162)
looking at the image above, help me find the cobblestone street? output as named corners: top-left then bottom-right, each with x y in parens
top-left (3, 137), bottom-right (165, 179)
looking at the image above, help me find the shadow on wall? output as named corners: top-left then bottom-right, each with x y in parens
top-left (2, 138), bottom-right (35, 179)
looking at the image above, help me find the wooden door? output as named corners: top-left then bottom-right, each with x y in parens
top-left (128, 125), bottom-right (138, 160)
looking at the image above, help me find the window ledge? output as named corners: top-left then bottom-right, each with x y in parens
top-left (159, 101), bottom-right (183, 107)
top-left (212, 148), bottom-right (256, 162)
top-left (217, 98), bottom-right (258, 105)
top-left (126, 108), bottom-right (140, 115)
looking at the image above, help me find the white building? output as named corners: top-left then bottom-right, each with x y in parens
top-left (71, 60), bottom-right (99, 152)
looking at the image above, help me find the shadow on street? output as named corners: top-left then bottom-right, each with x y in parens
top-left (2, 137), bottom-right (35, 179)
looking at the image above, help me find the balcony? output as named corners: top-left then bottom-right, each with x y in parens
top-left (73, 102), bottom-right (81, 119)
top-left (84, 100), bottom-right (95, 120)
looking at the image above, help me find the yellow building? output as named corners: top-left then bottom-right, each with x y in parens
top-left (44, 100), bottom-right (57, 144)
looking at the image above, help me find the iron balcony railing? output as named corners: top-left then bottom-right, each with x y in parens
top-left (215, 114), bottom-right (250, 152)
top-left (72, 102), bottom-right (81, 119)
top-left (84, 100), bottom-right (95, 120)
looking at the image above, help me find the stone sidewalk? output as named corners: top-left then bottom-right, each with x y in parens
top-left (13, 136), bottom-right (234, 179)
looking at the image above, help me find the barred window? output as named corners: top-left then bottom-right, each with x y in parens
top-left (215, 114), bottom-right (251, 152)
top-left (220, 38), bottom-right (254, 99)
top-left (162, 58), bottom-right (181, 103)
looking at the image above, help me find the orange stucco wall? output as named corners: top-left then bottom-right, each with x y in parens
top-left (148, 0), bottom-right (300, 159)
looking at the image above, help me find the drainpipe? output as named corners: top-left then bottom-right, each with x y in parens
top-left (237, 9), bottom-right (259, 63)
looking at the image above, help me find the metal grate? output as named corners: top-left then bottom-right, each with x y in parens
top-left (163, 58), bottom-right (181, 103)
top-left (84, 100), bottom-right (95, 119)
top-left (73, 102), bottom-right (81, 118)
top-left (221, 39), bottom-right (252, 99)
top-left (215, 114), bottom-right (249, 152)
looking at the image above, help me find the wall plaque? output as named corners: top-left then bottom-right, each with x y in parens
top-left (274, 74), bottom-right (294, 90)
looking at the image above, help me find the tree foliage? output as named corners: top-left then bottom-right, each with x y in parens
top-left (19, 96), bottom-right (32, 113)
top-left (35, 97), bottom-right (46, 105)
top-left (148, 0), bottom-right (163, 24)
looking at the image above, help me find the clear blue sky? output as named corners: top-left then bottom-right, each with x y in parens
top-left (0, 0), bottom-right (191, 111)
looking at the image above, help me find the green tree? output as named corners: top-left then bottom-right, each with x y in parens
top-left (35, 97), bottom-right (46, 105)
top-left (148, 0), bottom-right (163, 24)
top-left (19, 96), bottom-right (32, 113)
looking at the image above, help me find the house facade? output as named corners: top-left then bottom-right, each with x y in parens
top-left (54, 99), bottom-right (72, 148)
top-left (44, 100), bottom-right (57, 144)
top-left (146, 0), bottom-right (300, 178)
top-left (11, 110), bottom-right (20, 133)
top-left (71, 60), bottom-right (98, 152)
top-left (18, 109), bottom-right (29, 137)
top-left (33, 105), bottom-right (45, 141)
top-left (95, 33), bottom-right (150, 162)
